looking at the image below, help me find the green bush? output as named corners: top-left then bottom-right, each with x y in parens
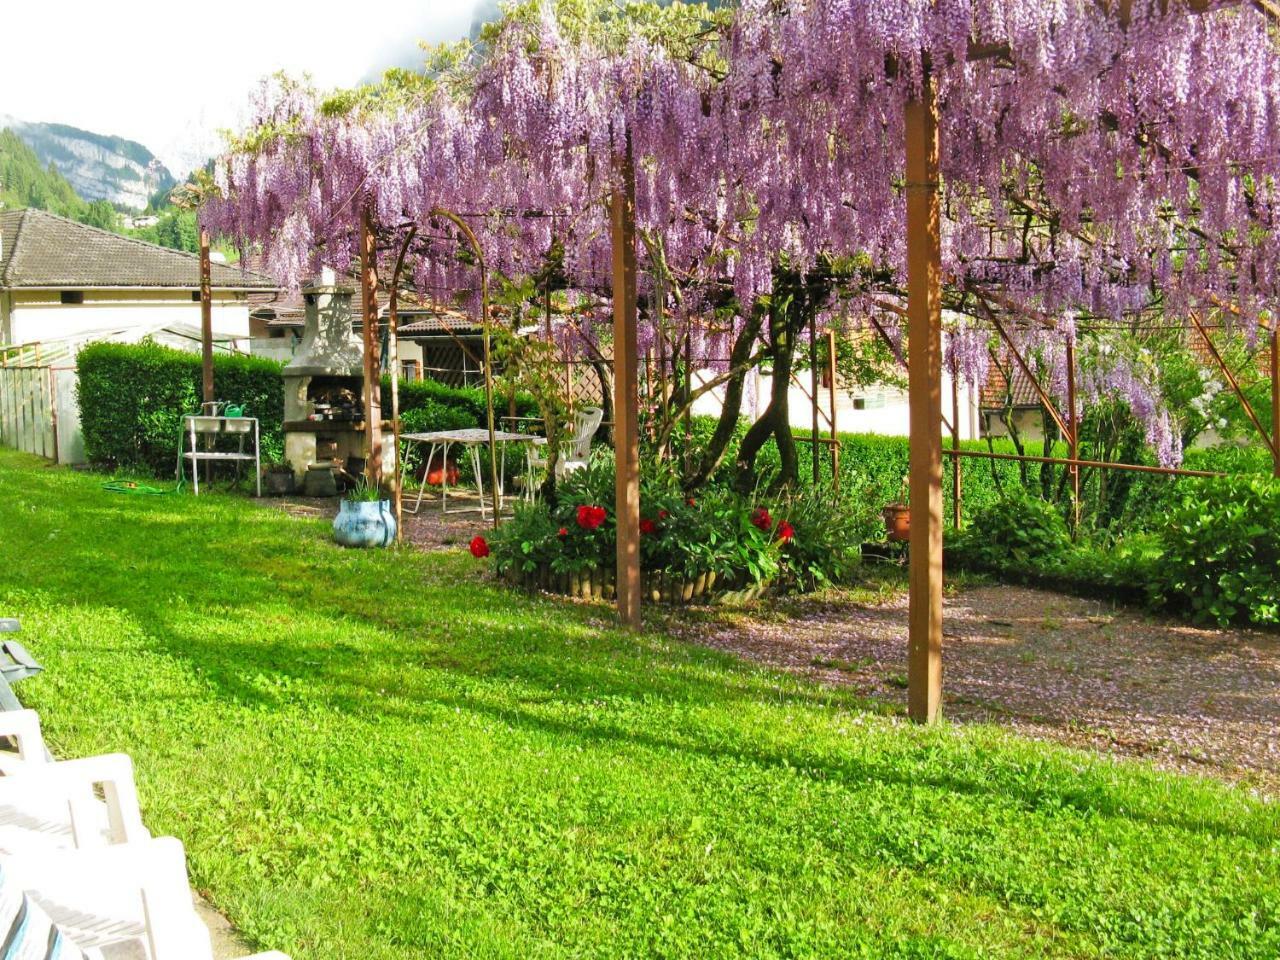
top-left (1147, 475), bottom-right (1280, 625)
top-left (399, 401), bottom-right (476, 435)
top-left (950, 494), bottom-right (1072, 573)
top-left (386, 377), bottom-right (538, 426)
top-left (78, 340), bottom-right (285, 475)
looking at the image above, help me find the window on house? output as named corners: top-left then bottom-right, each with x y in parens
top-left (60, 291), bottom-right (84, 304)
top-left (191, 291), bottom-right (202, 302)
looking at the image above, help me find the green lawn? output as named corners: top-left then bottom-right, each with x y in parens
top-left (0, 449), bottom-right (1276, 959)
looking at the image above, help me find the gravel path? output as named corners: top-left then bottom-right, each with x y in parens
top-left (676, 585), bottom-right (1280, 796)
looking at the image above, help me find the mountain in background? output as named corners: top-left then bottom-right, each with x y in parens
top-left (0, 129), bottom-right (119, 230)
top-left (0, 116), bottom-right (175, 212)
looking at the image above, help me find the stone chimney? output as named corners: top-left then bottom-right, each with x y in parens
top-left (282, 276), bottom-right (362, 378)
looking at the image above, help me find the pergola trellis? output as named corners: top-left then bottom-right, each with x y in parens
top-left (205, 0), bottom-right (1280, 723)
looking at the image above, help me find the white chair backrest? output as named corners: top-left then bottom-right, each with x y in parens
top-left (569, 407), bottom-right (604, 461)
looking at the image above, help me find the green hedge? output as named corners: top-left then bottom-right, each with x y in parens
top-left (674, 414), bottom-right (1272, 529)
top-left (77, 340), bottom-right (526, 477)
top-left (78, 341), bottom-right (286, 475)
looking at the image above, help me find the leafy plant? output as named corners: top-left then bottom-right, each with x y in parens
top-left (345, 477), bottom-right (385, 502)
top-left (951, 494), bottom-right (1071, 572)
top-left (1147, 475), bottom-right (1280, 625)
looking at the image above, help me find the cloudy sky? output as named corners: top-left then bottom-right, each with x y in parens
top-left (0, 0), bottom-right (487, 177)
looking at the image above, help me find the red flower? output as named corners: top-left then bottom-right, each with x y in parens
top-left (639, 517), bottom-right (657, 535)
top-left (469, 536), bottom-right (490, 558)
top-left (658, 509), bottom-right (669, 520)
top-left (751, 507), bottom-right (773, 531)
top-left (686, 497), bottom-right (697, 507)
top-left (557, 527), bottom-right (568, 538)
top-left (777, 520), bottom-right (795, 543)
top-left (576, 504), bottom-right (607, 530)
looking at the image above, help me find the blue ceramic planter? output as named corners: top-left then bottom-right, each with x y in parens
top-left (333, 499), bottom-right (396, 548)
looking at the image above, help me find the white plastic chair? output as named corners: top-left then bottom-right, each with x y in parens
top-left (0, 752), bottom-right (150, 856)
top-left (3, 836), bottom-right (290, 960)
top-left (525, 406), bottom-right (604, 496)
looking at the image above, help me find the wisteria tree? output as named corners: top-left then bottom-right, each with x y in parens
top-left (202, 0), bottom-right (1280, 486)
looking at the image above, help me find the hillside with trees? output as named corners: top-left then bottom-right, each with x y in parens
top-left (0, 129), bottom-right (119, 229)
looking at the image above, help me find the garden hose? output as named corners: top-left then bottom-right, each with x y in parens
top-left (101, 479), bottom-right (183, 496)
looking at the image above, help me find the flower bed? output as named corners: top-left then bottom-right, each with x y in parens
top-left (479, 457), bottom-right (875, 604)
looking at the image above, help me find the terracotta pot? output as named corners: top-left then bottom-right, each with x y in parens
top-left (882, 503), bottom-right (911, 543)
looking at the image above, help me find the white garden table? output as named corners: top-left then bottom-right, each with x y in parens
top-left (401, 428), bottom-right (534, 518)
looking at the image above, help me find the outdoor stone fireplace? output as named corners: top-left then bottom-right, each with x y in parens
top-left (282, 276), bottom-right (392, 485)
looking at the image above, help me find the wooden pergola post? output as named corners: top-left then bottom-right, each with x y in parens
top-left (905, 69), bottom-right (944, 725)
top-left (359, 204), bottom-right (383, 488)
top-left (199, 229), bottom-right (214, 406)
top-left (610, 143), bottom-right (642, 629)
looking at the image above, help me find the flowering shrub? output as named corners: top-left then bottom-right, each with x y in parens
top-left (486, 456), bottom-right (878, 598)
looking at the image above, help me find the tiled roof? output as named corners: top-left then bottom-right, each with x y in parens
top-left (252, 287), bottom-right (482, 336)
top-left (980, 360), bottom-right (1041, 408)
top-left (0, 208), bottom-right (278, 290)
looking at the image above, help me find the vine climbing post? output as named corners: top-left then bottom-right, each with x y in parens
top-left (388, 226), bottom-right (417, 541)
top-left (431, 209), bottom-right (501, 528)
top-left (359, 203), bottom-right (383, 489)
top-left (610, 142), bottom-right (641, 630)
top-left (905, 67), bottom-right (944, 725)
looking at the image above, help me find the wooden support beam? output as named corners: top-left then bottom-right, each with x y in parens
top-left (359, 204), bottom-right (383, 488)
top-left (610, 144), bottom-right (642, 630)
top-left (199, 229), bottom-right (213, 406)
top-left (905, 72), bottom-right (944, 725)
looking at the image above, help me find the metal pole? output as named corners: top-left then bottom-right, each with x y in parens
top-left (810, 309), bottom-right (820, 484)
top-left (827, 328), bottom-right (839, 494)
top-left (905, 69), bottom-right (944, 725)
top-left (1065, 333), bottom-right (1081, 529)
top-left (1273, 324), bottom-right (1279, 478)
top-left (359, 205), bottom-right (383, 488)
top-left (950, 358), bottom-right (961, 530)
top-left (943, 446), bottom-right (1225, 479)
top-left (610, 142), bottom-right (642, 630)
top-left (1190, 313), bottom-right (1279, 464)
top-left (199, 229), bottom-right (214, 405)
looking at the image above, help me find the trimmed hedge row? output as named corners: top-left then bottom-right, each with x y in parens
top-left (675, 413), bottom-right (1272, 529)
top-left (77, 340), bottom-right (529, 476)
top-left (78, 341), bottom-right (287, 475)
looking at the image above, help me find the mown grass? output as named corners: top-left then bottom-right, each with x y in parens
top-left (0, 449), bottom-right (1276, 959)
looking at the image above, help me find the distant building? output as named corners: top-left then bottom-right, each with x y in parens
top-left (0, 208), bottom-right (278, 463)
top-left (0, 208), bottom-right (276, 350)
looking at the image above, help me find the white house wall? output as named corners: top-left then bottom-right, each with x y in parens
top-left (5, 290), bottom-right (250, 347)
top-left (691, 367), bottom-right (982, 440)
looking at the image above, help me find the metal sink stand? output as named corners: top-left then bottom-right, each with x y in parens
top-left (177, 415), bottom-right (261, 496)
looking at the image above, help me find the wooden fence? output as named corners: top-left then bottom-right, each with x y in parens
top-left (0, 364), bottom-right (59, 460)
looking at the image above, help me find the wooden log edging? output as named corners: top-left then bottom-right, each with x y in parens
top-left (504, 565), bottom-right (776, 606)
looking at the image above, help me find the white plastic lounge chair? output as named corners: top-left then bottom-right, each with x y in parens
top-left (0, 709), bottom-right (50, 773)
top-left (2, 836), bottom-right (290, 959)
top-left (0, 752), bottom-right (149, 856)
